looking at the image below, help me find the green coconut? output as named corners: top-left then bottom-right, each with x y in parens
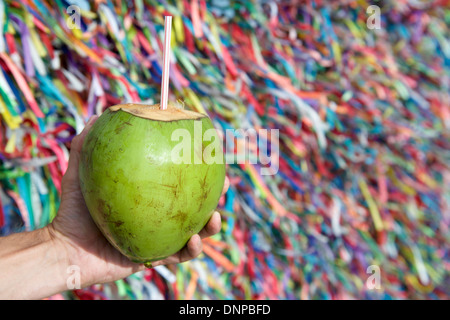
top-left (79, 103), bottom-right (226, 264)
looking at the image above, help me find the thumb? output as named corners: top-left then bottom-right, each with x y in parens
top-left (71, 115), bottom-right (99, 155)
top-left (62, 116), bottom-right (99, 193)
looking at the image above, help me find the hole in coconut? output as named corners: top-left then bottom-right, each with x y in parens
top-left (108, 103), bottom-right (206, 121)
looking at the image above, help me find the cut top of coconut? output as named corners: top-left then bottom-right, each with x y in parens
top-left (109, 103), bottom-right (207, 121)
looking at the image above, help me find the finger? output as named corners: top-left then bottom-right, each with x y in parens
top-left (179, 234), bottom-right (203, 262)
top-left (149, 211), bottom-right (222, 268)
top-left (198, 211), bottom-right (221, 239)
top-left (70, 115), bottom-right (99, 154)
top-left (62, 116), bottom-right (99, 191)
top-left (152, 234), bottom-right (203, 267)
top-left (222, 176), bottom-right (230, 196)
top-left (66, 115), bottom-right (98, 169)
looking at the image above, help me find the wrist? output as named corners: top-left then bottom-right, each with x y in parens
top-left (46, 220), bottom-right (95, 290)
top-left (34, 226), bottom-right (72, 298)
top-left (44, 223), bottom-right (76, 289)
top-left (0, 226), bottom-right (71, 299)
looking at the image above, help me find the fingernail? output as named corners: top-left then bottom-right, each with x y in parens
top-left (192, 234), bottom-right (202, 248)
top-left (196, 236), bottom-right (203, 249)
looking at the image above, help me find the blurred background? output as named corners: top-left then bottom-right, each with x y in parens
top-left (0, 0), bottom-right (449, 299)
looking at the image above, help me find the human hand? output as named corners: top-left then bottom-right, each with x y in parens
top-left (48, 115), bottom-right (230, 289)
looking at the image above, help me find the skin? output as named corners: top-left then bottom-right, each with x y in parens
top-left (0, 116), bottom-right (229, 299)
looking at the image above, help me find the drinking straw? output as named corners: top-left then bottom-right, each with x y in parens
top-left (160, 16), bottom-right (172, 110)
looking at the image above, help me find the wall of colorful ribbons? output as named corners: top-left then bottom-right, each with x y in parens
top-left (0, 0), bottom-right (449, 299)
